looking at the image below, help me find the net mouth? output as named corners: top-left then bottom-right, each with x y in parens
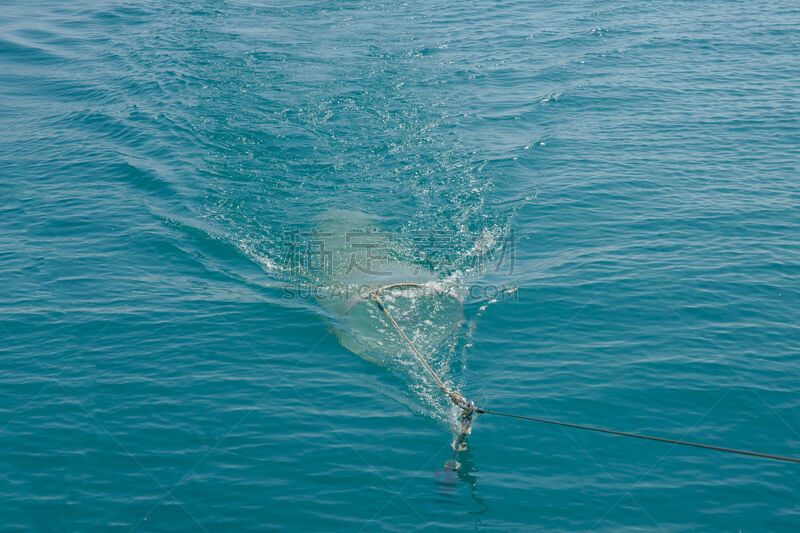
top-left (343, 282), bottom-right (458, 315)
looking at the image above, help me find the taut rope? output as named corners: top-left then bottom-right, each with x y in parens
top-left (475, 408), bottom-right (800, 464)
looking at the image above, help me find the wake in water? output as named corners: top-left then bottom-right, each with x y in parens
top-left (158, 0), bottom-right (525, 446)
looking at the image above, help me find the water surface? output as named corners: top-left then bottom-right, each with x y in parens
top-left (1, 0), bottom-right (799, 530)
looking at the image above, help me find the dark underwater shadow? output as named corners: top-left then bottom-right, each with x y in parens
top-left (434, 440), bottom-right (489, 527)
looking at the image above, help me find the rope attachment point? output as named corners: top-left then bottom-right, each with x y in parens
top-left (450, 391), bottom-right (475, 413)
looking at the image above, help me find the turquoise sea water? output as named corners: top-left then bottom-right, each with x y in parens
top-left (2, 0), bottom-right (799, 530)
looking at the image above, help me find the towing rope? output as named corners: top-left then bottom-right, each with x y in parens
top-left (367, 286), bottom-right (799, 465)
top-left (475, 408), bottom-right (800, 464)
